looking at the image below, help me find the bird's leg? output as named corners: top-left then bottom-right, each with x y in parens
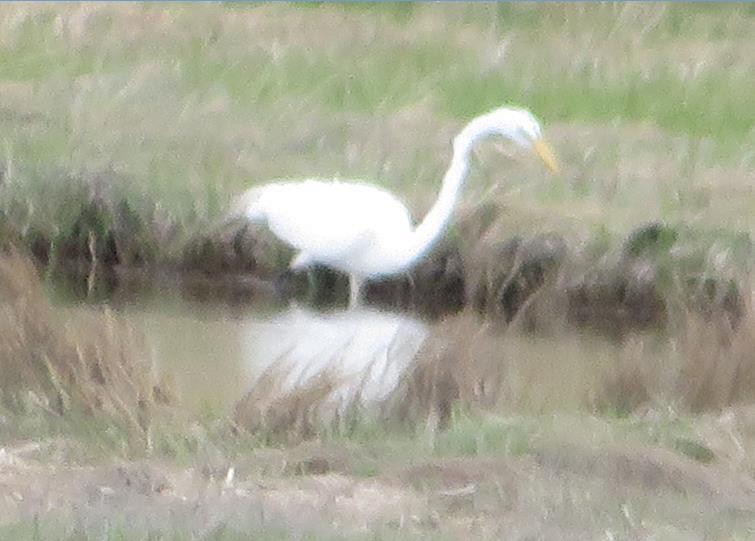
top-left (305, 268), bottom-right (318, 305)
top-left (348, 275), bottom-right (365, 309)
top-left (405, 272), bottom-right (417, 310)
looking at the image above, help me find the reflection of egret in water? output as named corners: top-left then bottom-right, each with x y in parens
top-left (237, 308), bottom-right (429, 431)
top-left (129, 297), bottom-right (616, 432)
top-left (234, 307), bottom-right (623, 436)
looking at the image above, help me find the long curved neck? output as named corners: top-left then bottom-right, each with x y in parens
top-left (394, 116), bottom-right (496, 271)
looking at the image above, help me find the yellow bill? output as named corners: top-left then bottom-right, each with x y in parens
top-left (533, 138), bottom-right (560, 175)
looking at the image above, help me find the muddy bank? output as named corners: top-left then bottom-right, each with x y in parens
top-left (4, 182), bottom-right (748, 334)
top-left (202, 216), bottom-right (751, 335)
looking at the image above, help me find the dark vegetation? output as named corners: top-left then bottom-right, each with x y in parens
top-left (1, 173), bottom-right (748, 337)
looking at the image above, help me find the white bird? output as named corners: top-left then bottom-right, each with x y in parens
top-left (229, 106), bottom-right (559, 308)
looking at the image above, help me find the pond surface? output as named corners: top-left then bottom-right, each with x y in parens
top-left (113, 289), bottom-right (283, 413)
top-left (118, 293), bottom-right (432, 414)
top-left (51, 277), bottom-right (666, 416)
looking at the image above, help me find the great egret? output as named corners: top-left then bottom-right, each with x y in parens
top-left (229, 106), bottom-right (559, 308)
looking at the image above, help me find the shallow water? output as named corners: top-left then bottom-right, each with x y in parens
top-left (123, 298), bottom-right (431, 414)
top-left (51, 282), bottom-right (430, 413)
top-left (115, 290), bottom-right (282, 413)
top-left (51, 279), bottom-right (657, 416)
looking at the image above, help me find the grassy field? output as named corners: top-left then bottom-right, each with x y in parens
top-left (0, 4), bottom-right (753, 271)
top-left (4, 402), bottom-right (755, 539)
top-left (2, 3), bottom-right (755, 539)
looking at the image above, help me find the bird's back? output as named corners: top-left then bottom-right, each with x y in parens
top-left (241, 179), bottom-right (414, 268)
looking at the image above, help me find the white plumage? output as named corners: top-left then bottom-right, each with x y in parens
top-left (241, 307), bottom-right (430, 415)
top-left (230, 106), bottom-right (559, 307)
top-left (249, 180), bottom-right (413, 273)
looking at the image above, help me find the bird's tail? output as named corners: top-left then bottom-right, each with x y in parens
top-left (209, 186), bottom-right (267, 235)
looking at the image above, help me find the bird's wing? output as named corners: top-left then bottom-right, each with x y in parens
top-left (253, 180), bottom-right (412, 263)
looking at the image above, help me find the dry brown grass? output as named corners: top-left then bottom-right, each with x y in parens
top-left (0, 253), bottom-right (167, 442)
top-left (597, 299), bottom-right (755, 414)
top-left (417, 298), bottom-right (755, 419)
top-left (386, 312), bottom-right (506, 429)
top-left (234, 368), bottom-right (343, 442)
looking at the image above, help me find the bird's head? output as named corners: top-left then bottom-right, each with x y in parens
top-left (456, 106), bottom-right (560, 174)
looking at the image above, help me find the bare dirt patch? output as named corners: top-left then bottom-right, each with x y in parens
top-left (4, 435), bottom-right (754, 539)
top-left (394, 445), bottom-right (755, 540)
top-left (0, 451), bottom-right (429, 538)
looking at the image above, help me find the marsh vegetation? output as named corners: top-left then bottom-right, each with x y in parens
top-left (1, 3), bottom-right (755, 539)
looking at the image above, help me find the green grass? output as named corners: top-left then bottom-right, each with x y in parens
top-left (3, 397), bottom-right (754, 540)
top-left (0, 3), bottom-right (753, 271)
